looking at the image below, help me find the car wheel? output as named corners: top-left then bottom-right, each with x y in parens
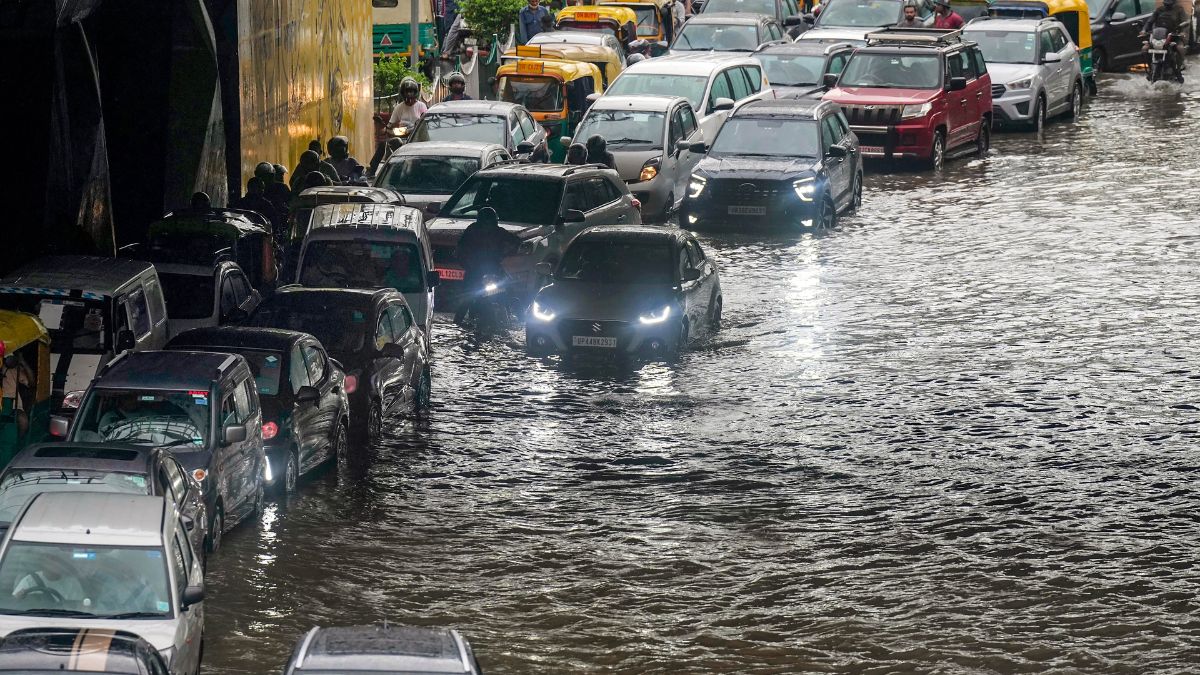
top-left (206, 509), bottom-right (223, 554)
top-left (252, 479), bottom-right (265, 519)
top-left (331, 422), bottom-right (348, 462)
top-left (1029, 95), bottom-right (1045, 133)
top-left (659, 192), bottom-right (674, 223)
top-left (414, 368), bottom-right (432, 412)
top-left (975, 120), bottom-right (991, 156)
top-left (708, 296), bottom-right (723, 331)
top-left (367, 399), bottom-right (383, 443)
top-left (818, 194), bottom-right (837, 228)
top-left (667, 321), bottom-right (688, 361)
top-left (283, 452), bottom-right (298, 495)
top-left (926, 130), bottom-right (945, 170)
top-left (1067, 82), bottom-right (1082, 120)
top-left (848, 172), bottom-right (863, 214)
top-left (1093, 48), bottom-right (1108, 73)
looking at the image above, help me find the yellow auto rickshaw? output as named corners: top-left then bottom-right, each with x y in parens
top-left (0, 310), bottom-right (51, 467)
top-left (505, 42), bottom-right (625, 88)
top-left (497, 58), bottom-right (604, 162)
top-left (599, 0), bottom-right (673, 52)
top-left (556, 5), bottom-right (641, 47)
top-left (989, 0), bottom-right (1097, 93)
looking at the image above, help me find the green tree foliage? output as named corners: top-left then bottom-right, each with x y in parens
top-left (459, 0), bottom-right (525, 46)
top-left (373, 56), bottom-right (431, 99)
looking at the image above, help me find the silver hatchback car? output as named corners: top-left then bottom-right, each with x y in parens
top-left (285, 625), bottom-right (481, 674)
top-left (0, 493), bottom-right (205, 675)
top-left (964, 17), bottom-right (1085, 131)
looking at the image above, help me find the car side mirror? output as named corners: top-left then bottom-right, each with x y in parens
top-left (688, 141), bottom-right (708, 153)
top-left (656, 40), bottom-right (668, 49)
top-left (783, 15), bottom-right (804, 26)
top-left (1109, 10), bottom-right (1126, 20)
top-left (535, 261), bottom-right (553, 276)
top-left (711, 97), bottom-right (735, 112)
top-left (675, 139), bottom-right (692, 154)
top-left (381, 342), bottom-right (406, 359)
top-left (682, 268), bottom-right (702, 282)
top-left (181, 584), bottom-right (205, 609)
top-left (949, 76), bottom-right (968, 91)
top-left (426, 270), bottom-right (440, 287)
top-left (222, 423), bottom-right (247, 445)
top-left (1042, 51), bottom-right (1062, 63)
top-left (116, 329), bottom-right (136, 353)
top-left (826, 144), bottom-right (849, 158)
top-left (516, 141), bottom-right (535, 155)
top-left (295, 385), bottom-right (320, 404)
top-left (823, 73), bottom-right (840, 88)
top-left (586, 92), bottom-right (601, 103)
top-left (561, 209), bottom-right (586, 224)
top-left (182, 515), bottom-right (196, 532)
top-left (425, 201), bottom-right (442, 216)
top-left (49, 415), bottom-right (70, 438)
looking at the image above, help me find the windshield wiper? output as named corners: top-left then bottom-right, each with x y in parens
top-left (605, 137), bottom-right (655, 144)
top-left (3, 608), bottom-right (98, 617)
top-left (100, 611), bottom-right (168, 619)
top-left (161, 439), bottom-right (202, 448)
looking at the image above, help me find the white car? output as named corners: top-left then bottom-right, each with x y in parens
top-left (157, 260), bottom-right (260, 339)
top-left (0, 492), bottom-right (205, 675)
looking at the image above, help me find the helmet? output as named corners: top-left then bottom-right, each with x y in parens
top-left (400, 77), bottom-right (420, 97)
top-left (327, 136), bottom-right (349, 154)
top-left (447, 71), bottom-right (467, 87)
top-left (477, 206), bottom-right (499, 226)
top-left (254, 162), bottom-right (275, 180)
top-left (1164, 0), bottom-right (1176, 7)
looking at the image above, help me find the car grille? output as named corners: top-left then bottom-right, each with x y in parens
top-left (709, 179), bottom-right (782, 205)
top-left (560, 319), bottom-right (630, 340)
top-left (854, 132), bottom-right (889, 147)
top-left (842, 105), bottom-right (902, 126)
top-left (991, 83), bottom-right (1006, 98)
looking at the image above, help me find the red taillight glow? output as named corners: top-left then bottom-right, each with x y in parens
top-left (262, 422), bottom-right (278, 440)
top-left (344, 374), bottom-right (358, 395)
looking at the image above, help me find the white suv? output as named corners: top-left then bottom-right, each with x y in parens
top-left (0, 493), bottom-right (205, 675)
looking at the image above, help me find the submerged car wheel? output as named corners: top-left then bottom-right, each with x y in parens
top-left (1093, 48), bottom-right (1108, 72)
top-left (848, 172), bottom-right (863, 213)
top-left (283, 452), bottom-right (298, 495)
top-left (976, 121), bottom-right (991, 156)
top-left (331, 422), bottom-right (348, 462)
top-left (252, 480), bottom-right (265, 519)
top-left (818, 195), bottom-right (837, 229)
top-left (367, 399), bottom-right (383, 443)
top-left (1068, 83), bottom-right (1083, 120)
top-left (414, 368), bottom-right (432, 412)
top-left (709, 297), bottom-right (723, 331)
top-left (207, 509), bottom-right (223, 554)
top-left (1030, 95), bottom-right (1046, 133)
top-left (927, 131), bottom-right (945, 170)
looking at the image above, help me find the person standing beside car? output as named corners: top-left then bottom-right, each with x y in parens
top-left (896, 4), bottom-right (922, 27)
top-left (518, 0), bottom-right (551, 44)
top-left (931, 0), bottom-right (964, 29)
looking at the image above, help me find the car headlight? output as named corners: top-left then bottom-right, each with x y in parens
top-left (900, 102), bottom-right (933, 119)
top-left (62, 390), bottom-right (86, 409)
top-left (531, 300), bottom-right (556, 322)
top-left (639, 157), bottom-right (661, 182)
top-left (792, 176), bottom-right (817, 202)
top-left (688, 174), bottom-right (707, 198)
top-left (517, 237), bottom-right (544, 255)
top-left (1007, 77), bottom-right (1033, 90)
top-left (638, 305), bottom-right (671, 324)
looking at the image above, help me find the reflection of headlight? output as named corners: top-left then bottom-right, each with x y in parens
top-left (531, 301), bottom-right (556, 322)
top-left (518, 237), bottom-right (544, 255)
top-left (639, 157), bottom-right (661, 182)
top-left (793, 177), bottom-right (817, 202)
top-left (484, 282), bottom-right (500, 294)
top-left (192, 469), bottom-right (208, 485)
top-left (263, 457), bottom-right (273, 482)
top-left (688, 174), bottom-right (707, 198)
top-left (638, 305), bottom-right (671, 324)
top-left (63, 390), bottom-right (85, 409)
top-left (1007, 77), bottom-right (1033, 90)
top-left (900, 102), bottom-right (933, 119)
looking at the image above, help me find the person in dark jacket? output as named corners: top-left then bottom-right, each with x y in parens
top-left (235, 177), bottom-right (281, 228)
top-left (1141, 0), bottom-right (1188, 71)
top-left (326, 136), bottom-right (364, 184)
top-left (565, 143), bottom-right (588, 165)
top-left (585, 135), bottom-right (617, 169)
top-left (453, 206), bottom-right (521, 323)
top-left (263, 163), bottom-right (292, 216)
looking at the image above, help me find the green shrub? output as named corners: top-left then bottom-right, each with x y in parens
top-left (459, 0), bottom-right (524, 46)
top-left (373, 55), bottom-right (431, 99)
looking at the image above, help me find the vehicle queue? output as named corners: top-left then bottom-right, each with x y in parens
top-left (0, 0), bottom-right (1188, 669)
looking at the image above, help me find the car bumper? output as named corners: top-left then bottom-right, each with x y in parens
top-left (526, 318), bottom-right (680, 358)
top-left (682, 193), bottom-right (824, 229)
top-left (849, 122), bottom-right (934, 159)
top-left (262, 439), bottom-right (297, 486)
top-left (993, 90), bottom-right (1035, 122)
top-left (626, 175), bottom-right (672, 219)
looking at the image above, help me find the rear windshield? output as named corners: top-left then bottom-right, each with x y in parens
top-left (158, 272), bottom-right (213, 320)
top-left (558, 240), bottom-right (673, 284)
top-left (817, 0), bottom-right (903, 26)
top-left (605, 74), bottom-right (708, 111)
top-left (754, 53), bottom-right (826, 86)
top-left (0, 295), bottom-right (109, 355)
top-left (378, 156), bottom-right (481, 194)
top-left (964, 29), bottom-right (1038, 64)
top-left (411, 113), bottom-right (507, 144)
top-left (247, 301), bottom-right (368, 357)
top-left (299, 241), bottom-right (425, 293)
top-left (499, 76), bottom-right (563, 112)
top-left (444, 176), bottom-right (564, 226)
top-left (704, 0), bottom-right (778, 14)
top-left (674, 23), bottom-right (760, 51)
top-left (839, 52), bottom-right (942, 89)
top-left (0, 470), bottom-right (148, 524)
top-left (73, 389), bottom-right (211, 448)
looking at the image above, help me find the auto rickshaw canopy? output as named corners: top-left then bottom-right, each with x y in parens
top-left (556, 5), bottom-right (641, 43)
top-left (506, 43), bottom-right (625, 87)
top-left (988, 0), bottom-right (1093, 53)
top-left (0, 310), bottom-right (49, 358)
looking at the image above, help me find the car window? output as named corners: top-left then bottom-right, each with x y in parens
top-left (563, 179), bottom-right (597, 212)
top-left (289, 345), bottom-right (311, 393)
top-left (219, 275), bottom-right (237, 319)
top-left (240, 378), bottom-right (258, 414)
top-left (766, 22), bottom-right (783, 40)
top-left (707, 71), bottom-right (735, 112)
top-left (969, 47), bottom-right (987, 77)
top-left (726, 67), bottom-right (752, 101)
top-left (675, 244), bottom-right (689, 280)
top-left (669, 109), bottom-right (685, 148)
top-left (388, 303), bottom-right (413, 335)
top-left (125, 288), bottom-right (152, 339)
top-left (520, 111), bottom-right (537, 138)
top-left (509, 115), bottom-right (524, 145)
top-left (785, 0), bottom-right (799, 15)
top-left (1050, 27), bottom-right (1069, 51)
top-left (1039, 30), bottom-right (1055, 58)
top-left (157, 466), bottom-right (176, 502)
top-left (232, 378), bottom-right (252, 420)
top-left (828, 52), bottom-right (850, 75)
top-left (231, 272), bottom-right (251, 302)
top-left (685, 239), bottom-right (706, 265)
top-left (947, 50), bottom-right (967, 79)
top-left (169, 533), bottom-right (187, 597)
top-left (836, 110), bottom-right (851, 134)
top-left (1112, 0), bottom-right (1136, 15)
top-left (820, 116), bottom-right (839, 150)
top-left (375, 310), bottom-right (395, 349)
top-left (302, 344), bottom-right (327, 383)
top-left (744, 65), bottom-right (764, 94)
top-left (680, 105), bottom-right (698, 136)
top-left (144, 278), bottom-right (167, 327)
top-left (164, 458), bottom-right (187, 499)
top-left (221, 393), bottom-right (239, 426)
top-left (831, 112), bottom-right (850, 138)
top-left (592, 177), bottom-right (621, 206)
top-left (174, 526), bottom-right (194, 579)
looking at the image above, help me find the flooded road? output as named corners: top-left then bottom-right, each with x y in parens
top-left (205, 72), bottom-right (1200, 673)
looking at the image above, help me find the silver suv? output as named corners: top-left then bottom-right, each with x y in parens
top-left (964, 17), bottom-right (1085, 131)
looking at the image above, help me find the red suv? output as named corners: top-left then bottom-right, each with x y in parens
top-left (822, 28), bottom-right (992, 169)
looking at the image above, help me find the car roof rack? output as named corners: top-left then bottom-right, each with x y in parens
top-left (563, 163), bottom-right (610, 175)
top-left (864, 27), bottom-right (963, 47)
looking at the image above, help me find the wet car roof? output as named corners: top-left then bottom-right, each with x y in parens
top-left (391, 141), bottom-right (507, 158)
top-left (296, 625), bottom-right (471, 673)
top-left (576, 225), bottom-right (685, 242)
top-left (0, 256), bottom-right (154, 296)
top-left (13, 492), bottom-right (165, 546)
top-left (95, 350), bottom-right (241, 391)
top-left (297, 186), bottom-right (406, 203)
top-left (267, 287), bottom-right (390, 310)
top-left (425, 100), bottom-right (523, 116)
top-left (590, 95), bottom-right (686, 112)
top-left (756, 42), bottom-right (853, 55)
top-left (6, 442), bottom-right (157, 476)
top-left (624, 51), bottom-right (760, 75)
top-left (0, 628), bottom-right (166, 674)
top-left (168, 326), bottom-right (309, 353)
top-left (684, 11), bottom-right (769, 23)
top-left (734, 98), bottom-right (827, 118)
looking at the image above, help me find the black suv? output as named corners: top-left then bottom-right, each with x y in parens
top-left (245, 287), bottom-right (430, 444)
top-left (57, 350), bottom-right (265, 553)
top-left (682, 98), bottom-right (861, 230)
top-left (752, 41), bottom-right (856, 98)
top-left (168, 327), bottom-right (350, 496)
top-left (426, 162), bottom-right (641, 303)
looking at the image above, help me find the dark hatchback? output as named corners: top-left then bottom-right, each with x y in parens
top-left (0, 442), bottom-right (207, 559)
top-left (0, 628), bottom-right (171, 674)
top-left (245, 287), bottom-right (430, 443)
top-left (682, 98), bottom-right (861, 230)
top-left (752, 41), bottom-right (856, 98)
top-left (168, 327), bottom-right (349, 496)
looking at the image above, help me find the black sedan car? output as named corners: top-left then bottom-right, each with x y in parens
top-left (682, 98), bottom-right (861, 230)
top-left (245, 288), bottom-right (430, 443)
top-left (0, 442), bottom-right (207, 560)
top-left (526, 226), bottom-right (722, 361)
top-left (168, 327), bottom-right (349, 496)
top-left (0, 628), bottom-right (171, 674)
top-left (406, 100), bottom-right (547, 161)
top-left (752, 41), bottom-right (856, 98)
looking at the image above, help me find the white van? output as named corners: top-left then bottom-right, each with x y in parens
top-left (0, 256), bottom-right (169, 413)
top-left (601, 52), bottom-right (774, 139)
top-left (294, 203), bottom-right (437, 337)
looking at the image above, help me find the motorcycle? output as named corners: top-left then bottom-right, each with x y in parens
top-left (1144, 27), bottom-right (1184, 83)
top-left (459, 274), bottom-right (514, 334)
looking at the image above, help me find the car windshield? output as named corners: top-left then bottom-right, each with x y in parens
top-left (839, 52), bottom-right (942, 88)
top-left (411, 113), bottom-right (507, 144)
top-left (965, 29), bottom-right (1039, 64)
top-left (0, 295), bottom-right (108, 356)
top-left (158, 272), bottom-right (213, 320)
top-left (557, 240), bottom-right (673, 284)
top-left (605, 74), bottom-right (708, 111)
top-left (629, 6), bottom-right (660, 35)
top-left (710, 117), bottom-right (820, 156)
top-left (705, 0), bottom-right (778, 14)
top-left (0, 470), bottom-right (149, 524)
top-left (817, 0), bottom-right (902, 26)
top-left (298, 241), bottom-right (424, 293)
top-left (754, 53), bottom-right (827, 85)
top-left (575, 110), bottom-right (665, 149)
top-left (444, 176), bottom-right (564, 225)
top-left (674, 23), bottom-right (760, 51)
top-left (1084, 0), bottom-right (1104, 18)
top-left (378, 156), bottom-right (481, 194)
top-left (247, 301), bottom-right (368, 357)
top-left (0, 542), bottom-right (171, 619)
top-left (499, 75), bottom-right (563, 112)
top-left (73, 390), bottom-right (210, 448)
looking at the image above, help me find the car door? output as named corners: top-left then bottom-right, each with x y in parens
top-left (819, 114), bottom-right (851, 206)
top-left (386, 302), bottom-right (423, 403)
top-left (171, 524), bottom-right (203, 671)
top-left (216, 391), bottom-right (241, 522)
top-left (675, 104), bottom-right (703, 200)
top-left (1106, 0), bottom-right (1148, 65)
top-left (164, 457), bottom-right (206, 557)
top-left (700, 69), bottom-right (736, 138)
top-left (945, 50), bottom-right (974, 148)
top-left (372, 305), bottom-right (405, 413)
top-left (301, 341), bottom-right (340, 464)
top-left (1052, 26), bottom-right (1078, 107)
top-left (675, 241), bottom-right (703, 329)
top-left (286, 344), bottom-right (321, 469)
top-left (231, 377), bottom-right (258, 517)
top-left (683, 238), bottom-right (714, 324)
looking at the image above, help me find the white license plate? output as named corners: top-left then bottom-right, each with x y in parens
top-left (572, 336), bottom-right (617, 348)
top-left (1149, 49), bottom-right (1168, 54)
top-left (860, 145), bottom-right (884, 154)
top-left (728, 205), bottom-right (766, 216)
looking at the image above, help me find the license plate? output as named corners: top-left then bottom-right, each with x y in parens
top-left (728, 205), bottom-right (766, 216)
top-left (1149, 49), bottom-right (1168, 54)
top-left (860, 145), bottom-right (884, 154)
top-left (436, 268), bottom-right (464, 281)
top-left (572, 336), bottom-right (617, 348)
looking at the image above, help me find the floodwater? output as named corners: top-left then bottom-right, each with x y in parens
top-left (204, 71), bottom-right (1200, 673)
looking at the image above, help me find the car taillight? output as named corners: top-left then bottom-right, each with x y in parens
top-left (344, 374), bottom-right (358, 395)
top-left (62, 390), bottom-right (85, 409)
top-left (192, 469), bottom-right (207, 483)
top-left (262, 421), bottom-right (278, 440)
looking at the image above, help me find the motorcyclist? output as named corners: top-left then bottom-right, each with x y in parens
top-left (1141, 0), bottom-right (1188, 72)
top-left (445, 72), bottom-right (472, 101)
top-left (262, 162), bottom-right (292, 216)
top-left (388, 78), bottom-right (428, 134)
top-left (326, 136), bottom-right (364, 184)
top-left (453, 206), bottom-right (520, 324)
top-left (290, 150), bottom-right (329, 192)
